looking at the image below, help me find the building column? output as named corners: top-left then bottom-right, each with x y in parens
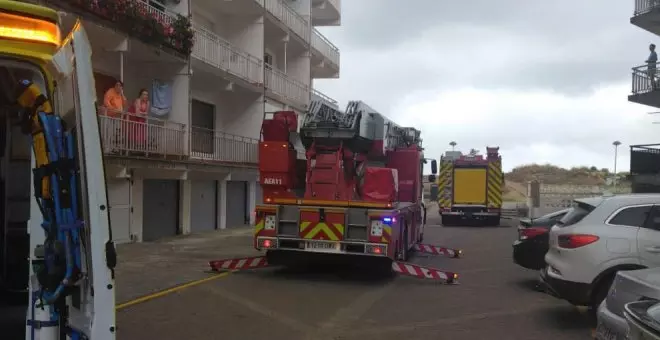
top-left (130, 177), bottom-right (144, 242)
top-left (172, 64), bottom-right (191, 154)
top-left (248, 180), bottom-right (257, 225)
top-left (217, 179), bottom-right (228, 229)
top-left (179, 180), bottom-right (192, 235)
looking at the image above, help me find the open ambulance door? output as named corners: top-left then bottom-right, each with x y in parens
top-left (32, 20), bottom-right (116, 339)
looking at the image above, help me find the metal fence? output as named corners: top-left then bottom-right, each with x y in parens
top-left (190, 126), bottom-right (259, 164)
top-left (98, 109), bottom-right (186, 158)
top-left (632, 63), bottom-right (660, 94)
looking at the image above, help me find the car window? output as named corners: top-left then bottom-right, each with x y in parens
top-left (608, 206), bottom-right (652, 227)
top-left (643, 206), bottom-right (660, 231)
top-left (557, 202), bottom-right (595, 227)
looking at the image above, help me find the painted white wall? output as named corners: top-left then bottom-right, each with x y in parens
top-left (288, 51), bottom-right (312, 86)
top-left (179, 180), bottom-right (192, 235)
top-left (192, 7), bottom-right (265, 59)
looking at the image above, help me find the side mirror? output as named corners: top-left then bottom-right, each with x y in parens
top-left (428, 174), bottom-right (436, 183)
top-left (431, 159), bottom-right (438, 174)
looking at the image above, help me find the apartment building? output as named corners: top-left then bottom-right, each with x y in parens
top-left (629, 0), bottom-right (660, 191)
top-left (38, 0), bottom-right (341, 243)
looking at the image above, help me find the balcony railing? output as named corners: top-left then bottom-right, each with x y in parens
top-left (190, 127), bottom-right (258, 164)
top-left (632, 63), bottom-right (660, 94)
top-left (312, 28), bottom-right (340, 67)
top-left (192, 24), bottom-right (263, 85)
top-left (311, 88), bottom-right (338, 106)
top-left (265, 65), bottom-right (309, 107)
top-left (634, 0), bottom-right (660, 15)
top-left (98, 108), bottom-right (186, 158)
top-left (262, 0), bottom-right (310, 42)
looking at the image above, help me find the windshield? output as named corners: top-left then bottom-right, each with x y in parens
top-left (557, 201), bottom-right (596, 227)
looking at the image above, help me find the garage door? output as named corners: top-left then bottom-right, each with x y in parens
top-left (107, 179), bottom-right (131, 244)
top-left (143, 179), bottom-right (179, 241)
top-left (191, 180), bottom-right (217, 233)
top-left (255, 182), bottom-right (263, 205)
top-left (226, 181), bottom-right (247, 227)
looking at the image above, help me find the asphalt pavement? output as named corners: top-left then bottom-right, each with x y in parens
top-left (115, 210), bottom-right (594, 340)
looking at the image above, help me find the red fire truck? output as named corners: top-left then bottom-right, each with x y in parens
top-left (210, 99), bottom-right (461, 283)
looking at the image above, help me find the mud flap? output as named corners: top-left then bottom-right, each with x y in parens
top-left (209, 256), bottom-right (271, 272)
top-left (392, 261), bottom-right (459, 284)
top-left (413, 244), bottom-right (462, 258)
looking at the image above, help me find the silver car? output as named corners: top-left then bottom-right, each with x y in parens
top-left (597, 267), bottom-right (660, 340)
top-left (624, 300), bottom-right (660, 339)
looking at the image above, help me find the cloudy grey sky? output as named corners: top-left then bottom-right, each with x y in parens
top-left (314, 0), bottom-right (660, 172)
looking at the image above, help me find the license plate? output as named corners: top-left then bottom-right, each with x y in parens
top-left (305, 241), bottom-right (340, 253)
top-left (595, 322), bottom-right (617, 340)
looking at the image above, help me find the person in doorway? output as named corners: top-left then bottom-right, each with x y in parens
top-left (102, 80), bottom-right (127, 152)
top-left (127, 88), bottom-right (149, 149)
top-left (647, 44), bottom-right (658, 90)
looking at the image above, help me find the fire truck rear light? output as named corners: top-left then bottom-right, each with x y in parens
top-left (263, 239), bottom-right (272, 248)
top-left (265, 197), bottom-right (272, 203)
top-left (366, 245), bottom-right (386, 255)
top-left (259, 239), bottom-right (275, 248)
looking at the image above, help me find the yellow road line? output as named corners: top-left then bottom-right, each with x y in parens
top-left (116, 272), bottom-right (232, 311)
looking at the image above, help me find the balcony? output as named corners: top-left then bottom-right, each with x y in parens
top-left (311, 88), bottom-right (338, 109)
top-left (47, 0), bottom-right (194, 56)
top-left (191, 24), bottom-right (263, 86)
top-left (628, 63), bottom-right (660, 107)
top-left (311, 0), bottom-right (341, 26)
top-left (631, 0), bottom-right (660, 35)
top-left (190, 127), bottom-right (258, 165)
top-left (311, 28), bottom-right (340, 68)
top-left (99, 110), bottom-right (186, 159)
top-left (265, 65), bottom-right (310, 108)
top-left (261, 0), bottom-right (310, 43)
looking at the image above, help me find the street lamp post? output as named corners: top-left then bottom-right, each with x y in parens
top-left (450, 141), bottom-right (457, 151)
top-left (613, 140), bottom-right (621, 192)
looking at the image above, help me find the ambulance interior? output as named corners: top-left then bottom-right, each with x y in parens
top-left (0, 59), bottom-right (49, 339)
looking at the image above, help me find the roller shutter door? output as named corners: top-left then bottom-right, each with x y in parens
top-left (107, 179), bottom-right (131, 244)
top-left (143, 179), bottom-right (179, 241)
top-left (190, 180), bottom-right (217, 233)
top-left (226, 181), bottom-right (248, 227)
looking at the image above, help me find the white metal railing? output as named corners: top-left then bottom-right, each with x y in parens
top-left (634, 0), bottom-right (660, 15)
top-left (98, 107), bottom-right (186, 158)
top-left (265, 65), bottom-right (309, 107)
top-left (190, 127), bottom-right (258, 164)
top-left (262, 0), bottom-right (310, 42)
top-left (632, 63), bottom-right (660, 94)
top-left (311, 88), bottom-right (337, 106)
top-left (134, 0), bottom-right (175, 26)
top-left (192, 24), bottom-right (263, 85)
top-left (312, 28), bottom-right (340, 67)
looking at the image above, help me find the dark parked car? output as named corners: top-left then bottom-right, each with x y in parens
top-left (512, 208), bottom-right (569, 270)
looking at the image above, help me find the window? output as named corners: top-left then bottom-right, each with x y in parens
top-left (557, 201), bottom-right (596, 227)
top-left (264, 53), bottom-right (273, 66)
top-left (642, 206), bottom-right (660, 231)
top-left (149, 0), bottom-right (165, 11)
top-left (608, 205), bottom-right (652, 227)
top-left (191, 99), bottom-right (215, 154)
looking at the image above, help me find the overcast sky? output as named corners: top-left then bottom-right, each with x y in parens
top-left (314, 0), bottom-right (660, 172)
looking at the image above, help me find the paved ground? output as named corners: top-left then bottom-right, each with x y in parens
top-left (115, 210), bottom-right (594, 340)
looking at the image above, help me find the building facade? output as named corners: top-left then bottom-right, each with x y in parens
top-left (629, 1), bottom-right (660, 192)
top-left (37, 0), bottom-right (341, 243)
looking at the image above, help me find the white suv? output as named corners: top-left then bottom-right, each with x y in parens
top-left (541, 194), bottom-right (660, 310)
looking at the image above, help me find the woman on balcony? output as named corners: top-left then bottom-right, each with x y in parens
top-left (127, 88), bottom-right (149, 149)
